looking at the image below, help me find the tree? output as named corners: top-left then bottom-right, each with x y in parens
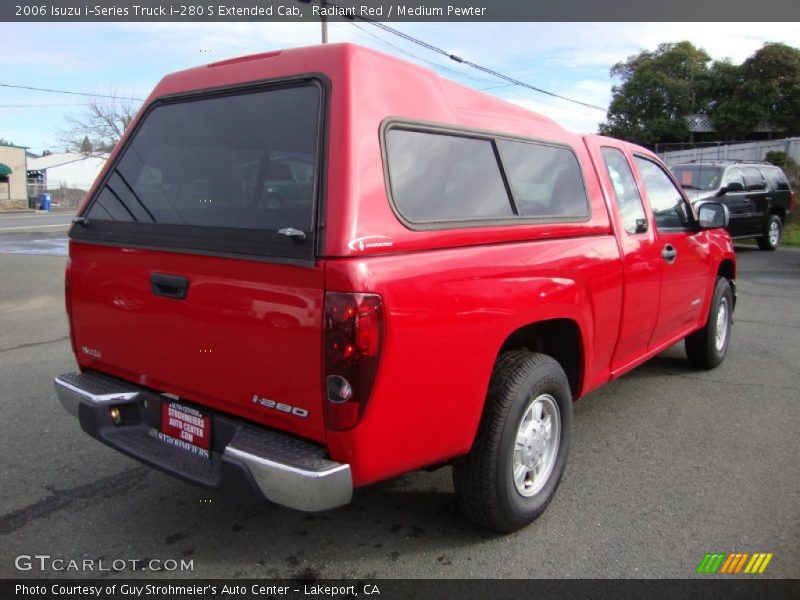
top-left (602, 41), bottom-right (800, 146)
top-left (79, 136), bottom-right (94, 154)
top-left (599, 42), bottom-right (711, 147)
top-left (708, 43), bottom-right (800, 139)
top-left (58, 92), bottom-right (138, 155)
top-left (0, 138), bottom-right (14, 146)
top-left (740, 43), bottom-right (800, 134)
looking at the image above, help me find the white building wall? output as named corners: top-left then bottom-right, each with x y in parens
top-left (28, 153), bottom-right (109, 190)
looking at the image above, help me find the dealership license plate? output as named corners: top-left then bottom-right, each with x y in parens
top-left (158, 401), bottom-right (212, 458)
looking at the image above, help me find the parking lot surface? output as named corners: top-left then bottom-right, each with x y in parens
top-left (0, 231), bottom-right (798, 579)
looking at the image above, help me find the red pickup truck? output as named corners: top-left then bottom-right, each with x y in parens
top-left (55, 44), bottom-right (736, 532)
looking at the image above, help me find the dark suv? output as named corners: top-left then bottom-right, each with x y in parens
top-left (671, 160), bottom-right (794, 250)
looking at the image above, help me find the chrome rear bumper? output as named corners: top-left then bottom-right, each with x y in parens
top-left (54, 371), bottom-right (352, 512)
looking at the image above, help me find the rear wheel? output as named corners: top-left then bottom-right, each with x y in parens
top-left (757, 215), bottom-right (782, 250)
top-left (685, 277), bottom-right (733, 370)
top-left (453, 351), bottom-right (572, 532)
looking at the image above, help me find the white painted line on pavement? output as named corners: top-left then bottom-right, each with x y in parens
top-left (0, 224), bottom-right (71, 231)
top-left (0, 214), bottom-right (73, 220)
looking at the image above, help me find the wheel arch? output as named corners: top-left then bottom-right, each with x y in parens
top-left (770, 206), bottom-right (786, 223)
top-left (717, 258), bottom-right (735, 282)
top-left (495, 318), bottom-right (584, 398)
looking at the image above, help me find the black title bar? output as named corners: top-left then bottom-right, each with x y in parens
top-left (3, 579), bottom-right (800, 600)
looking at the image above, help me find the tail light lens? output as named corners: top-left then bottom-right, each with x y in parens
top-left (789, 190), bottom-right (795, 211)
top-left (323, 292), bottom-right (384, 431)
top-left (64, 257), bottom-right (73, 317)
top-left (65, 256), bottom-right (78, 357)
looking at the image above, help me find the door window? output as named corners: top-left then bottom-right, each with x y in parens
top-left (634, 156), bottom-right (692, 230)
top-left (600, 147), bottom-right (647, 234)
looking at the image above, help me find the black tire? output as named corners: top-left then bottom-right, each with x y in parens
top-left (453, 351), bottom-right (572, 533)
top-left (757, 215), bottom-right (782, 251)
top-left (685, 277), bottom-right (733, 370)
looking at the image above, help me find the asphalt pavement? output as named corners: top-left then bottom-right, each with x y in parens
top-left (0, 231), bottom-right (797, 579)
top-left (0, 211), bottom-right (75, 232)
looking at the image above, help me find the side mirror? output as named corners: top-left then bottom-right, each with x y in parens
top-left (718, 181), bottom-right (744, 195)
top-left (698, 202), bottom-right (729, 229)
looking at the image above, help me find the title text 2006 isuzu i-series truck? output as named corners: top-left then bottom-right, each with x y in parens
top-left (54, 44), bottom-right (735, 532)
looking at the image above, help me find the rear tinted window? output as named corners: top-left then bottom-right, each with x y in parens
top-left (79, 82), bottom-right (322, 260)
top-left (496, 140), bottom-right (589, 218)
top-left (670, 166), bottom-right (723, 191)
top-left (764, 167), bottom-right (791, 191)
top-left (385, 127), bottom-right (588, 226)
top-left (385, 129), bottom-right (513, 223)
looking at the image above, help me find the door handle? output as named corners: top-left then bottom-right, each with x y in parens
top-left (662, 245), bottom-right (678, 263)
top-left (151, 273), bottom-right (190, 300)
top-left (277, 227), bottom-right (306, 241)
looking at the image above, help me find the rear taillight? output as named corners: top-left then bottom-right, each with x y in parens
top-left (64, 257), bottom-right (72, 312)
top-left (65, 256), bottom-right (78, 357)
top-left (323, 292), bottom-right (384, 431)
top-left (790, 190), bottom-right (795, 211)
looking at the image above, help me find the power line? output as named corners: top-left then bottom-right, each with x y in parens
top-left (0, 83), bottom-right (144, 102)
top-left (367, 22), bottom-right (606, 112)
top-left (338, 22), bottom-right (600, 118)
top-left (347, 22), bottom-right (599, 117)
top-left (316, 0), bottom-right (606, 113)
top-left (0, 103), bottom-right (86, 108)
top-left (2, 18), bottom-right (606, 114)
top-left (344, 22), bottom-right (503, 86)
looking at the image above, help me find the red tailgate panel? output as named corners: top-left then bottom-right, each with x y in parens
top-left (69, 242), bottom-right (327, 442)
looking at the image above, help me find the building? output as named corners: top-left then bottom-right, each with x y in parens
top-left (0, 144), bottom-right (29, 210)
top-left (27, 152), bottom-right (109, 209)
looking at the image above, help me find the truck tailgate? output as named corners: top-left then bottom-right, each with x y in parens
top-left (69, 242), bottom-right (326, 442)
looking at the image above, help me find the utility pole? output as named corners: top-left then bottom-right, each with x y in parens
top-left (298, 0), bottom-right (328, 44)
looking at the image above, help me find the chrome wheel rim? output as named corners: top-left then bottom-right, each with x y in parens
top-left (768, 221), bottom-right (780, 247)
top-left (513, 393), bottom-right (560, 497)
top-left (715, 297), bottom-right (729, 352)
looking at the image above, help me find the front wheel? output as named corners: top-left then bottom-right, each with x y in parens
top-left (685, 277), bottom-right (733, 369)
top-left (453, 351), bottom-right (572, 532)
top-left (757, 215), bottom-right (782, 251)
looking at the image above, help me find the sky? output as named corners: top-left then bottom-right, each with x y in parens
top-left (2, 21), bottom-right (800, 154)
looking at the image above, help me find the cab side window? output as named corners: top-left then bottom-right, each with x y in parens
top-left (601, 147), bottom-right (647, 234)
top-left (634, 156), bottom-right (692, 230)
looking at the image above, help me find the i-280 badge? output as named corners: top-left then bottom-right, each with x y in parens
top-left (251, 394), bottom-right (309, 418)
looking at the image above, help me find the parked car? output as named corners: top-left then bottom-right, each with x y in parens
top-left (55, 44), bottom-right (736, 532)
top-left (670, 160), bottom-right (794, 250)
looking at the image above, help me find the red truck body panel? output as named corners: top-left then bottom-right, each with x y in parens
top-left (66, 43), bottom-right (736, 489)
